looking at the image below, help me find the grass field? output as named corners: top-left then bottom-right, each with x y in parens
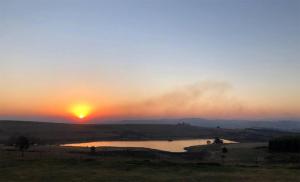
top-left (1, 143), bottom-right (300, 182)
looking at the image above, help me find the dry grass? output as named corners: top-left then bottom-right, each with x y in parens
top-left (1, 143), bottom-right (300, 182)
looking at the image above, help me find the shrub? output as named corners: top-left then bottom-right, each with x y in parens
top-left (15, 136), bottom-right (30, 157)
top-left (213, 137), bottom-right (223, 144)
top-left (222, 147), bottom-right (228, 153)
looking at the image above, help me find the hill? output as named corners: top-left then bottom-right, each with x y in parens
top-left (0, 120), bottom-right (298, 144)
top-left (104, 118), bottom-right (300, 132)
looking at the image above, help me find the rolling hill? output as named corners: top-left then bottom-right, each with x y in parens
top-left (0, 120), bottom-right (298, 144)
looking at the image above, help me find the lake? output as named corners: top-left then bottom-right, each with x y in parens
top-left (62, 139), bottom-right (236, 152)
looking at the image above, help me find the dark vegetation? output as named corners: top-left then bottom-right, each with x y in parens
top-left (0, 120), bottom-right (298, 144)
top-left (213, 137), bottom-right (224, 144)
top-left (2, 142), bottom-right (300, 181)
top-left (14, 136), bottom-right (30, 157)
top-left (1, 120), bottom-right (300, 181)
top-left (269, 136), bottom-right (300, 153)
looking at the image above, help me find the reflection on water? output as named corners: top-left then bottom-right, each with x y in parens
top-left (62, 139), bottom-right (236, 152)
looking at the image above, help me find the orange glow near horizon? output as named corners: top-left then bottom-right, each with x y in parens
top-left (70, 104), bottom-right (92, 120)
top-left (0, 81), bottom-right (300, 121)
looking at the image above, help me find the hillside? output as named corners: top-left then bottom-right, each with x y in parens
top-left (0, 120), bottom-right (298, 144)
top-left (104, 118), bottom-right (300, 132)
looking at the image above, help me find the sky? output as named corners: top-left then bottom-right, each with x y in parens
top-left (0, 0), bottom-right (299, 122)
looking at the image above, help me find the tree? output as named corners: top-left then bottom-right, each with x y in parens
top-left (222, 147), bottom-right (228, 153)
top-left (15, 136), bottom-right (30, 157)
top-left (213, 137), bottom-right (224, 144)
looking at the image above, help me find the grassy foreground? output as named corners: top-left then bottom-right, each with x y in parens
top-left (1, 143), bottom-right (300, 182)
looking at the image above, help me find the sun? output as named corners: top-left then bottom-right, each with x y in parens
top-left (70, 104), bottom-right (92, 119)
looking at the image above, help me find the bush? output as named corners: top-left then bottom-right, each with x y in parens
top-left (213, 137), bottom-right (223, 144)
top-left (6, 135), bottom-right (41, 146)
top-left (222, 147), bottom-right (228, 153)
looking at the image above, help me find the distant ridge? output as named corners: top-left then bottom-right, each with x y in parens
top-left (2, 118), bottom-right (300, 132)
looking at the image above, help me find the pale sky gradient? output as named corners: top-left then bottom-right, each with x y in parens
top-left (0, 0), bottom-right (299, 122)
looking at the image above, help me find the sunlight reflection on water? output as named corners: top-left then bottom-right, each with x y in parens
top-left (62, 139), bottom-right (236, 152)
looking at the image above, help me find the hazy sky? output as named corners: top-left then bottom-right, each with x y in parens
top-left (1, 0), bottom-right (299, 122)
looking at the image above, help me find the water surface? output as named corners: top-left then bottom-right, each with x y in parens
top-left (62, 139), bottom-right (235, 152)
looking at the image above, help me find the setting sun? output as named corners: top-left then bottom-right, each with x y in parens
top-left (70, 104), bottom-right (92, 119)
